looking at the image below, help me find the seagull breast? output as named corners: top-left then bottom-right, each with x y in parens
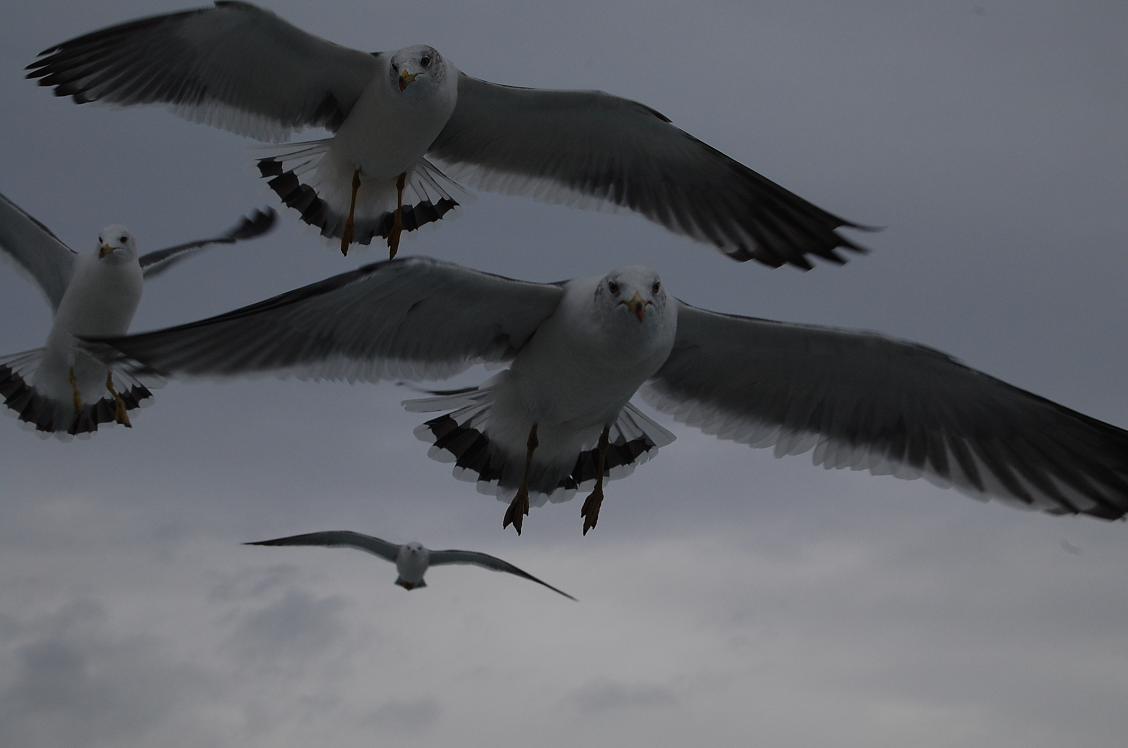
top-left (395, 543), bottom-right (431, 586)
top-left (334, 51), bottom-right (459, 181)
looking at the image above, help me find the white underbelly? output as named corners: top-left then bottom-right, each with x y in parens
top-left (37, 259), bottom-right (142, 404)
top-left (335, 85), bottom-right (454, 180)
top-left (482, 344), bottom-right (659, 472)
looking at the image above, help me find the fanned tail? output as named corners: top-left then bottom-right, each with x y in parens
top-left (407, 387), bottom-right (675, 503)
top-left (0, 347), bottom-right (153, 436)
top-left (257, 140), bottom-right (460, 247)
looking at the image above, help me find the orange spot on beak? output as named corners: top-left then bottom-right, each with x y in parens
top-left (399, 69), bottom-right (417, 92)
top-left (626, 292), bottom-right (647, 322)
top-left (98, 244), bottom-right (114, 258)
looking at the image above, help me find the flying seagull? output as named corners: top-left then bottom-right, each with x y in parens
top-left (27, 1), bottom-right (871, 263)
top-left (84, 257), bottom-right (1128, 533)
top-left (0, 191), bottom-right (275, 435)
top-left (246, 530), bottom-right (576, 600)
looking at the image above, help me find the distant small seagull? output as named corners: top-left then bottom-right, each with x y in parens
top-left (86, 257), bottom-right (1128, 534)
top-left (0, 191), bottom-right (275, 435)
top-left (28, 2), bottom-right (871, 262)
top-left (245, 531), bottom-right (576, 600)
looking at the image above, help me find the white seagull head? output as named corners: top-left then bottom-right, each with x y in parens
top-left (389, 45), bottom-right (447, 95)
top-left (596, 265), bottom-right (669, 327)
top-left (96, 224), bottom-right (137, 263)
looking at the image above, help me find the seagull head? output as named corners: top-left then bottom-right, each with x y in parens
top-left (598, 266), bottom-right (667, 326)
top-left (96, 225), bottom-right (137, 263)
top-left (389, 45), bottom-right (445, 94)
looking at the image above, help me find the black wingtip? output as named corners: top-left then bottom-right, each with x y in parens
top-left (228, 206), bottom-right (278, 240)
top-left (842, 221), bottom-right (885, 234)
top-left (257, 158), bottom-right (284, 178)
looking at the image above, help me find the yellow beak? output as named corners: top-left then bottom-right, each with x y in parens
top-left (98, 243), bottom-right (114, 258)
top-left (625, 292), bottom-right (647, 322)
top-left (399, 69), bottom-right (418, 92)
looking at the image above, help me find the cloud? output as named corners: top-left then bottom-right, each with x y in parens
top-left (567, 678), bottom-right (678, 714)
top-left (365, 697), bottom-right (442, 734)
top-left (223, 586), bottom-right (350, 667)
top-left (0, 600), bottom-right (220, 748)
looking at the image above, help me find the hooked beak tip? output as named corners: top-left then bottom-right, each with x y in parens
top-left (398, 70), bottom-right (417, 92)
top-left (98, 244), bottom-right (113, 258)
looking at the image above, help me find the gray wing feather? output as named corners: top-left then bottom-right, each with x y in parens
top-left (429, 549), bottom-right (576, 600)
top-left (429, 74), bottom-right (870, 270)
top-left (27, 2), bottom-right (380, 140)
top-left (642, 303), bottom-right (1128, 520)
top-left (139, 207), bottom-right (276, 280)
top-left (87, 257), bottom-right (563, 383)
top-left (0, 191), bottom-right (76, 310)
top-left (246, 531), bottom-right (399, 561)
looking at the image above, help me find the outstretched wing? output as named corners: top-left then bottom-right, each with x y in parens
top-left (429, 74), bottom-right (871, 270)
top-left (87, 257), bottom-right (564, 383)
top-left (0, 191), bottom-right (76, 310)
top-left (139, 207), bottom-right (276, 280)
top-left (27, 2), bottom-right (380, 140)
top-left (429, 549), bottom-right (577, 600)
top-left (245, 530), bottom-right (399, 562)
top-left (642, 303), bottom-right (1128, 520)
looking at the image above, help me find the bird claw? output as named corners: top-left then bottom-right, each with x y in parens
top-left (340, 222), bottom-right (354, 256)
top-left (113, 397), bottom-right (132, 428)
top-left (386, 220), bottom-right (402, 260)
top-left (503, 488), bottom-right (531, 535)
top-left (581, 486), bottom-right (604, 535)
top-left (106, 372), bottom-right (132, 427)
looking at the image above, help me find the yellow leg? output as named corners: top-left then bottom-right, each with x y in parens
top-left (105, 371), bottom-right (132, 428)
top-left (387, 172), bottom-right (407, 260)
top-left (503, 424), bottom-right (539, 535)
top-left (340, 168), bottom-right (362, 256)
top-left (581, 426), bottom-right (611, 535)
top-left (68, 367), bottom-right (83, 413)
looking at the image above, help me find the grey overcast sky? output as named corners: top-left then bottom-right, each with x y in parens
top-left (2, 1), bottom-right (1127, 746)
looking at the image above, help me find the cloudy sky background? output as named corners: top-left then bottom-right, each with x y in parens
top-left (1, 1), bottom-right (1127, 746)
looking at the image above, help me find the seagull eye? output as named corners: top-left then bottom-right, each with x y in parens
top-left (119, 235), bottom-right (128, 244)
top-left (652, 281), bottom-right (661, 294)
top-left (608, 281), bottom-right (620, 296)
top-left (420, 55), bottom-right (432, 68)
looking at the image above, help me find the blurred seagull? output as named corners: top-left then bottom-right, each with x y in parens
top-left (28, 2), bottom-right (872, 262)
top-left (246, 530), bottom-right (576, 599)
top-left (0, 191), bottom-right (275, 435)
top-left (85, 257), bottom-right (1128, 532)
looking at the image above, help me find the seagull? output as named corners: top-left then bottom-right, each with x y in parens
top-left (27, 1), bottom-right (871, 263)
top-left (84, 257), bottom-right (1128, 533)
top-left (0, 191), bottom-right (275, 435)
top-left (245, 530), bottom-right (576, 600)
